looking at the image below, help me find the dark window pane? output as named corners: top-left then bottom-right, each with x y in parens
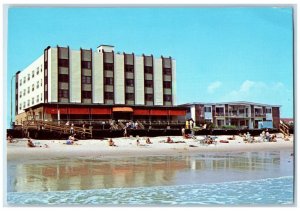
top-left (82, 91), bottom-right (92, 98)
top-left (82, 76), bottom-right (92, 84)
top-left (163, 68), bottom-right (172, 75)
top-left (144, 66), bottom-right (153, 74)
top-left (104, 92), bottom-right (114, 99)
top-left (58, 59), bottom-right (69, 67)
top-left (104, 77), bottom-right (113, 85)
top-left (82, 61), bottom-right (92, 69)
top-left (163, 81), bottom-right (171, 88)
top-left (58, 74), bottom-right (69, 82)
top-left (58, 90), bottom-right (68, 98)
top-left (125, 79), bottom-right (134, 87)
top-left (145, 94), bottom-right (153, 101)
top-left (145, 80), bottom-right (153, 87)
top-left (104, 63), bottom-right (113, 70)
top-left (164, 95), bottom-right (172, 102)
top-left (125, 93), bottom-right (134, 100)
top-left (125, 65), bottom-right (134, 72)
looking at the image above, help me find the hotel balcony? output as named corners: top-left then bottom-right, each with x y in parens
top-left (215, 112), bottom-right (250, 118)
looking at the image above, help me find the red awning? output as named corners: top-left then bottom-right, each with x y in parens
top-left (133, 109), bottom-right (150, 115)
top-left (112, 107), bottom-right (133, 112)
top-left (91, 108), bottom-right (111, 115)
top-left (69, 108), bottom-right (89, 114)
top-left (169, 110), bottom-right (186, 116)
top-left (150, 109), bottom-right (168, 116)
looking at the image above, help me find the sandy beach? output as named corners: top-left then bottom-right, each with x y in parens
top-left (7, 134), bottom-right (294, 162)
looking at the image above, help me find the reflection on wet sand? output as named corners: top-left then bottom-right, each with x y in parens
top-left (8, 150), bottom-right (293, 192)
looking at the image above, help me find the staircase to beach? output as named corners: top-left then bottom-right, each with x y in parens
top-left (279, 120), bottom-right (290, 137)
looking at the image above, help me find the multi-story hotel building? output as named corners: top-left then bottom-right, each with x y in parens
top-left (182, 102), bottom-right (280, 129)
top-left (14, 45), bottom-right (186, 125)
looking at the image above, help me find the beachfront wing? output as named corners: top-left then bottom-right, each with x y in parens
top-left (181, 101), bottom-right (281, 130)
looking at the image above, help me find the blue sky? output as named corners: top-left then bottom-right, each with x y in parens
top-left (6, 7), bottom-right (294, 127)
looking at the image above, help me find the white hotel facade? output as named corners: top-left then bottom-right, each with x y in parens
top-left (14, 45), bottom-right (186, 124)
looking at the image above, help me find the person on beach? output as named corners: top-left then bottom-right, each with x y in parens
top-left (265, 130), bottom-right (270, 142)
top-left (70, 123), bottom-right (74, 134)
top-left (227, 135), bottom-right (235, 140)
top-left (136, 139), bottom-right (140, 146)
top-left (66, 136), bottom-right (74, 145)
top-left (181, 127), bottom-right (185, 138)
top-left (108, 138), bottom-right (117, 147)
top-left (146, 138), bottom-right (152, 144)
top-left (205, 136), bottom-right (213, 144)
top-left (123, 127), bottom-right (128, 138)
top-left (270, 134), bottom-right (277, 142)
top-left (166, 137), bottom-right (174, 143)
top-left (7, 135), bottom-right (13, 143)
top-left (27, 138), bottom-right (36, 147)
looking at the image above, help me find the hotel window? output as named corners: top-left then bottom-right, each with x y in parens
top-left (37, 95), bottom-right (39, 103)
top-left (125, 65), bottom-right (134, 72)
top-left (145, 94), bottom-right (153, 101)
top-left (125, 79), bottom-right (134, 87)
top-left (32, 70), bottom-right (35, 78)
top-left (163, 81), bottom-right (171, 88)
top-left (20, 80), bottom-right (22, 86)
top-left (163, 68), bottom-right (172, 75)
top-left (82, 61), bottom-right (92, 69)
top-left (125, 93), bottom-right (134, 100)
top-left (58, 90), bottom-right (68, 98)
top-left (23, 77), bottom-right (26, 84)
top-left (27, 74), bottom-right (30, 81)
top-left (27, 87), bottom-right (30, 94)
top-left (104, 77), bottom-right (113, 85)
top-left (32, 98), bottom-right (34, 105)
top-left (58, 74), bottom-right (69, 82)
top-left (104, 63), bottom-right (113, 70)
top-left (40, 79), bottom-right (43, 86)
top-left (37, 81), bottom-right (39, 89)
top-left (32, 84), bottom-right (35, 91)
top-left (204, 107), bottom-right (212, 112)
top-left (19, 104), bottom-right (22, 110)
top-left (20, 91), bottom-right (22, 98)
top-left (145, 80), bottom-right (153, 88)
top-left (23, 89), bottom-right (26, 96)
top-left (144, 66), bottom-right (153, 74)
top-left (37, 67), bottom-right (39, 75)
top-left (27, 100), bottom-right (30, 107)
top-left (58, 59), bottom-right (69, 67)
top-left (23, 102), bottom-right (25, 109)
top-left (82, 76), bottom-right (92, 84)
top-left (104, 92), bottom-right (114, 100)
top-left (40, 94), bottom-right (43, 101)
top-left (41, 65), bottom-right (43, 72)
top-left (163, 95), bottom-right (172, 102)
top-left (82, 91), bottom-right (92, 99)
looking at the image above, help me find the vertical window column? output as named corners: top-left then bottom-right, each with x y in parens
top-left (124, 53), bottom-right (135, 105)
top-left (44, 46), bottom-right (50, 103)
top-left (57, 46), bottom-right (70, 103)
top-left (144, 55), bottom-right (154, 106)
top-left (81, 48), bottom-right (93, 103)
top-left (103, 51), bottom-right (114, 104)
top-left (162, 57), bottom-right (172, 106)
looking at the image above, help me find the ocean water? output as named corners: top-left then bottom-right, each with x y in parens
top-left (7, 176), bottom-right (293, 205)
top-left (6, 150), bottom-right (294, 206)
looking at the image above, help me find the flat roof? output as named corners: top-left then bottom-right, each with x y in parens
top-left (181, 101), bottom-right (281, 107)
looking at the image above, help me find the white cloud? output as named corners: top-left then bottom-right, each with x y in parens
top-left (221, 81), bottom-right (293, 114)
top-left (207, 81), bottom-right (222, 93)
